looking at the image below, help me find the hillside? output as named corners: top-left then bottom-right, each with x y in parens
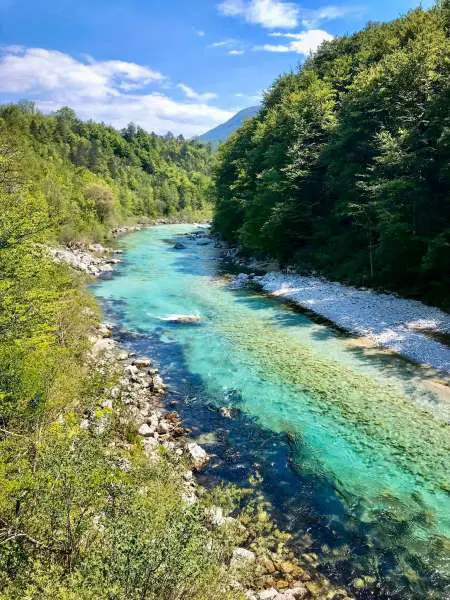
top-left (197, 106), bottom-right (260, 147)
top-left (0, 103), bottom-right (214, 244)
top-left (213, 5), bottom-right (450, 308)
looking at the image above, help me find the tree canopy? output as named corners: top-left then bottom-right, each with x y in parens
top-left (213, 4), bottom-right (450, 307)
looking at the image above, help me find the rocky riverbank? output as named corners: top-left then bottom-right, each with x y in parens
top-left (88, 322), bottom-right (354, 600)
top-left (208, 235), bottom-right (450, 376)
top-left (49, 243), bottom-right (123, 277)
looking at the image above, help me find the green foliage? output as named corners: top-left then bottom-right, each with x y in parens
top-left (0, 103), bottom-right (214, 244)
top-left (0, 115), bottom-right (240, 598)
top-left (213, 4), bottom-right (450, 307)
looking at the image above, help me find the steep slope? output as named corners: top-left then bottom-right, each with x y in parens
top-left (198, 106), bottom-right (259, 147)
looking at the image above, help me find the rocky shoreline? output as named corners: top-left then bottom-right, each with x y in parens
top-left (215, 243), bottom-right (450, 377)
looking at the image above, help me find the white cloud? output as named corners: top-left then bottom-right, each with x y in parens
top-left (210, 39), bottom-right (237, 48)
top-left (0, 46), bottom-right (232, 136)
top-left (301, 4), bottom-right (366, 27)
top-left (259, 29), bottom-right (333, 54)
top-left (256, 43), bottom-right (291, 52)
top-left (193, 28), bottom-right (206, 37)
top-left (177, 83), bottom-right (217, 102)
top-left (218, 0), bottom-right (299, 29)
top-left (0, 46), bottom-right (165, 98)
top-left (228, 49), bottom-right (245, 55)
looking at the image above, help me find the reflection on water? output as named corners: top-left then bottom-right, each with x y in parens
top-left (93, 225), bottom-right (450, 599)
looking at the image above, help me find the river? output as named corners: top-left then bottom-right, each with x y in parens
top-left (93, 224), bottom-right (450, 599)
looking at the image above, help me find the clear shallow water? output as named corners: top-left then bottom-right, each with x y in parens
top-left (93, 225), bottom-right (450, 599)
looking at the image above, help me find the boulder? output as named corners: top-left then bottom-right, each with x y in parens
top-left (133, 358), bottom-right (151, 369)
top-left (284, 586), bottom-right (308, 599)
top-left (186, 442), bottom-right (209, 469)
top-left (138, 423), bottom-right (154, 437)
top-left (174, 242), bottom-right (187, 250)
top-left (151, 374), bottom-right (165, 393)
top-left (231, 547), bottom-right (256, 570)
top-left (125, 364), bottom-right (139, 378)
top-left (160, 314), bottom-right (203, 324)
top-left (258, 590), bottom-right (278, 600)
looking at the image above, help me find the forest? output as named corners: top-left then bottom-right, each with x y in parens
top-left (0, 106), bottom-right (240, 598)
top-left (213, 3), bottom-right (450, 307)
top-left (0, 102), bottom-right (213, 243)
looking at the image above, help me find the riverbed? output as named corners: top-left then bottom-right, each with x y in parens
top-left (93, 224), bottom-right (450, 600)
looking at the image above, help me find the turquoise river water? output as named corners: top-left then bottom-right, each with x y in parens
top-left (93, 225), bottom-right (450, 599)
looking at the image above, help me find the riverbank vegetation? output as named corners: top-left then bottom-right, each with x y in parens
top-left (213, 3), bottom-right (450, 308)
top-left (0, 120), bottom-right (245, 598)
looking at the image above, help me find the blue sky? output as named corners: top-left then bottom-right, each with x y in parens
top-left (0, 0), bottom-right (434, 136)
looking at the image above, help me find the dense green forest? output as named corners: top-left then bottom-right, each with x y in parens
top-left (214, 3), bottom-right (450, 307)
top-left (0, 108), bottom-right (242, 597)
top-left (0, 102), bottom-right (213, 244)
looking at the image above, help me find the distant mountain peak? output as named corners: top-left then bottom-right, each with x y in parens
top-left (197, 106), bottom-right (260, 147)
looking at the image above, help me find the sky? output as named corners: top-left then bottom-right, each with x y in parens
top-left (0, 0), bottom-right (434, 137)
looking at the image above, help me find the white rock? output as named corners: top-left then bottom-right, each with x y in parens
top-left (125, 365), bottom-right (139, 378)
top-left (143, 437), bottom-right (159, 455)
top-left (284, 587), bottom-right (308, 599)
top-left (152, 374), bottom-right (165, 392)
top-left (138, 423), bottom-right (154, 437)
top-left (133, 358), bottom-right (151, 369)
top-left (258, 590), bottom-right (278, 600)
top-left (157, 420), bottom-right (170, 434)
top-left (231, 547), bottom-right (256, 570)
top-left (186, 442), bottom-right (209, 469)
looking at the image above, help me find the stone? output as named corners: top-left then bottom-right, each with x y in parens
top-left (102, 398), bottom-right (113, 410)
top-left (183, 470), bottom-right (194, 481)
top-left (207, 506), bottom-right (235, 527)
top-left (138, 423), bottom-right (154, 437)
top-left (110, 387), bottom-right (120, 399)
top-left (174, 242), bottom-right (186, 250)
top-left (186, 442), bottom-right (209, 469)
top-left (98, 323), bottom-right (113, 337)
top-left (231, 548), bottom-right (256, 569)
top-left (258, 589), bottom-right (278, 600)
top-left (143, 437), bottom-right (159, 454)
top-left (151, 374), bottom-right (165, 392)
top-left (219, 406), bottom-right (233, 418)
top-left (280, 561), bottom-right (295, 575)
top-left (157, 420), bottom-right (171, 435)
top-left (125, 364), bottom-right (139, 378)
top-left (273, 594), bottom-right (295, 600)
top-left (284, 586), bottom-right (308, 599)
top-left (259, 556), bottom-right (276, 574)
top-left (133, 358), bottom-right (151, 369)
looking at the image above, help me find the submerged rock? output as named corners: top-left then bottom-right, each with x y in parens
top-left (160, 314), bottom-right (204, 324)
top-left (174, 242), bottom-right (187, 250)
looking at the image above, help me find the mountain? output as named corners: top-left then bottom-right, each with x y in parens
top-left (198, 106), bottom-right (260, 147)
